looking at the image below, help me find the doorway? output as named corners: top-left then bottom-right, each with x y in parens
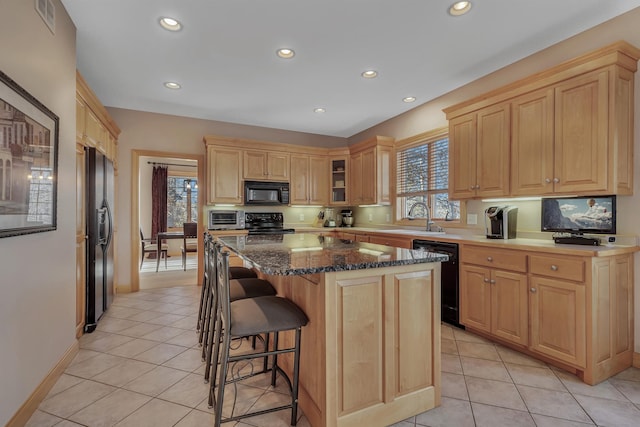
top-left (131, 149), bottom-right (205, 292)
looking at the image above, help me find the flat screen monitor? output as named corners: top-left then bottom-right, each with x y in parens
top-left (541, 195), bottom-right (616, 235)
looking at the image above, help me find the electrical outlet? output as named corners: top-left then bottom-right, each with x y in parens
top-left (386, 214), bottom-right (391, 222)
top-left (299, 213), bottom-right (305, 221)
top-left (467, 213), bottom-right (478, 225)
top-left (368, 213), bottom-right (373, 222)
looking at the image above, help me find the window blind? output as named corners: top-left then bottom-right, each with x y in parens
top-left (396, 137), bottom-right (449, 197)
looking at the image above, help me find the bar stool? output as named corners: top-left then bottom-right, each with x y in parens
top-left (209, 245), bottom-right (308, 426)
top-left (197, 235), bottom-right (258, 334)
top-left (200, 240), bottom-right (277, 383)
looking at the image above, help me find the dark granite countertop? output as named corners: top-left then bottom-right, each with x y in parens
top-left (216, 233), bottom-right (448, 276)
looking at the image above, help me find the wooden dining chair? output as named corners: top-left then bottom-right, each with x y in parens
top-left (140, 228), bottom-right (168, 269)
top-left (181, 222), bottom-right (198, 270)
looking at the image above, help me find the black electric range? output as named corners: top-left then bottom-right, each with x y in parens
top-left (245, 212), bottom-right (295, 235)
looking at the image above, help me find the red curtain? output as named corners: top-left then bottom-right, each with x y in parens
top-left (151, 166), bottom-right (168, 240)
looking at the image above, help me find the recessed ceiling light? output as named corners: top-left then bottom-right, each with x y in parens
top-left (159, 17), bottom-right (182, 31)
top-left (361, 70), bottom-right (378, 79)
top-left (314, 108), bottom-right (326, 113)
top-left (276, 48), bottom-right (295, 59)
top-left (164, 81), bottom-right (181, 89)
top-left (403, 96), bottom-right (416, 103)
top-left (449, 1), bottom-right (472, 16)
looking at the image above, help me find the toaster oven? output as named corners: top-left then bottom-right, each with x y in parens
top-left (208, 210), bottom-right (245, 230)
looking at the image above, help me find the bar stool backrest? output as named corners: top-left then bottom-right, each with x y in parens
top-left (214, 242), bottom-right (232, 333)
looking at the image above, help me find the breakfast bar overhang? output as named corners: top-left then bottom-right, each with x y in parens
top-left (217, 233), bottom-right (447, 427)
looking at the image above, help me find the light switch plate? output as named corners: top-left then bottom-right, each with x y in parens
top-left (299, 213), bottom-right (305, 221)
top-left (368, 213), bottom-right (373, 222)
top-left (467, 213), bottom-right (478, 225)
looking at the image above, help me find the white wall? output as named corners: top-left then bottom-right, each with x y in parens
top-left (0, 1), bottom-right (76, 424)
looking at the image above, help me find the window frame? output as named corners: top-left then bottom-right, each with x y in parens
top-left (393, 127), bottom-right (465, 228)
top-left (166, 171), bottom-right (198, 230)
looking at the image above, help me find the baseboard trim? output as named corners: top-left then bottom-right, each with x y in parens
top-left (633, 352), bottom-right (640, 368)
top-left (117, 284), bottom-right (132, 293)
top-left (6, 340), bottom-right (79, 427)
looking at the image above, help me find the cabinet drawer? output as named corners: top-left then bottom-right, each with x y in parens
top-left (462, 246), bottom-right (527, 272)
top-left (529, 255), bottom-right (585, 282)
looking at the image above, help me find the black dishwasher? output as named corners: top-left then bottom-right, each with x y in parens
top-left (413, 240), bottom-right (462, 328)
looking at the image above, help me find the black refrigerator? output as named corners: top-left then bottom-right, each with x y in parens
top-left (85, 147), bottom-right (114, 333)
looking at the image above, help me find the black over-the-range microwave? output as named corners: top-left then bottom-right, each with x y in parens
top-left (244, 180), bottom-right (290, 205)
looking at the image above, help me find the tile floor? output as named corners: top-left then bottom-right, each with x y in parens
top-left (26, 284), bottom-right (640, 427)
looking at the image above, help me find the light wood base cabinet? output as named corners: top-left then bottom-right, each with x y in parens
top-left (460, 246), bottom-right (528, 346)
top-left (265, 262), bottom-right (441, 427)
top-left (461, 244), bottom-right (635, 385)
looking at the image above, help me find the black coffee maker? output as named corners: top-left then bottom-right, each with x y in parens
top-left (485, 206), bottom-right (518, 239)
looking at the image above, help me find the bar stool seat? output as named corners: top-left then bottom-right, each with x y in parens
top-left (230, 296), bottom-right (308, 337)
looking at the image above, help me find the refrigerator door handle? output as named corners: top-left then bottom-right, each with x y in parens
top-left (104, 199), bottom-right (113, 249)
top-left (98, 200), bottom-right (113, 248)
top-left (97, 207), bottom-right (107, 245)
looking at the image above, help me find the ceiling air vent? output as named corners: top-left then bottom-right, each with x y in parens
top-left (35, 0), bottom-right (55, 34)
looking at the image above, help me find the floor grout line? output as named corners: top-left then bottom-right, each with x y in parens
top-left (28, 288), bottom-right (640, 427)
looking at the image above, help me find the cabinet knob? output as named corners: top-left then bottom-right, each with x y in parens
top-left (487, 256), bottom-right (493, 262)
top-left (553, 178), bottom-right (560, 183)
top-left (490, 279), bottom-right (496, 284)
top-left (550, 265), bottom-right (558, 271)
top-left (483, 278), bottom-right (490, 283)
top-left (545, 178), bottom-right (551, 184)
top-left (470, 187), bottom-right (474, 191)
top-left (530, 287), bottom-right (537, 293)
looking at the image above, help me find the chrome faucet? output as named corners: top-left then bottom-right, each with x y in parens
top-left (408, 202), bottom-right (436, 232)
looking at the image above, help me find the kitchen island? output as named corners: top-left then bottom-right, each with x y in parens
top-left (217, 233), bottom-right (447, 427)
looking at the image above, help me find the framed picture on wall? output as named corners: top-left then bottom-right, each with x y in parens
top-left (0, 70), bottom-right (59, 238)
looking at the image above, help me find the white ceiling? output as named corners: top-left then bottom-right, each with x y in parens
top-left (61, 0), bottom-right (640, 138)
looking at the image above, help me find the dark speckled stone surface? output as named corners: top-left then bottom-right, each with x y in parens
top-left (217, 233), bottom-right (448, 276)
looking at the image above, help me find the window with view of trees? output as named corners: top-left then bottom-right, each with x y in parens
top-left (396, 134), bottom-right (460, 222)
top-left (167, 176), bottom-right (198, 228)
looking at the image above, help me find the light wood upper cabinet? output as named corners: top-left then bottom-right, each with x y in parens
top-left (207, 146), bottom-right (243, 204)
top-left (511, 88), bottom-right (554, 195)
top-left (76, 95), bottom-right (87, 143)
top-left (446, 42), bottom-right (640, 198)
top-left (76, 71), bottom-right (119, 163)
top-left (349, 136), bottom-right (393, 206)
top-left (553, 70), bottom-right (608, 194)
top-left (290, 154), bottom-right (329, 205)
top-left (349, 152), bottom-right (363, 205)
top-left (243, 150), bottom-right (290, 181)
top-left (449, 114), bottom-right (477, 199)
top-left (449, 104), bottom-right (510, 199)
top-left (84, 109), bottom-right (102, 148)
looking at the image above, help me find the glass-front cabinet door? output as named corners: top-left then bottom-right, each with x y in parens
top-left (330, 157), bottom-right (348, 205)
